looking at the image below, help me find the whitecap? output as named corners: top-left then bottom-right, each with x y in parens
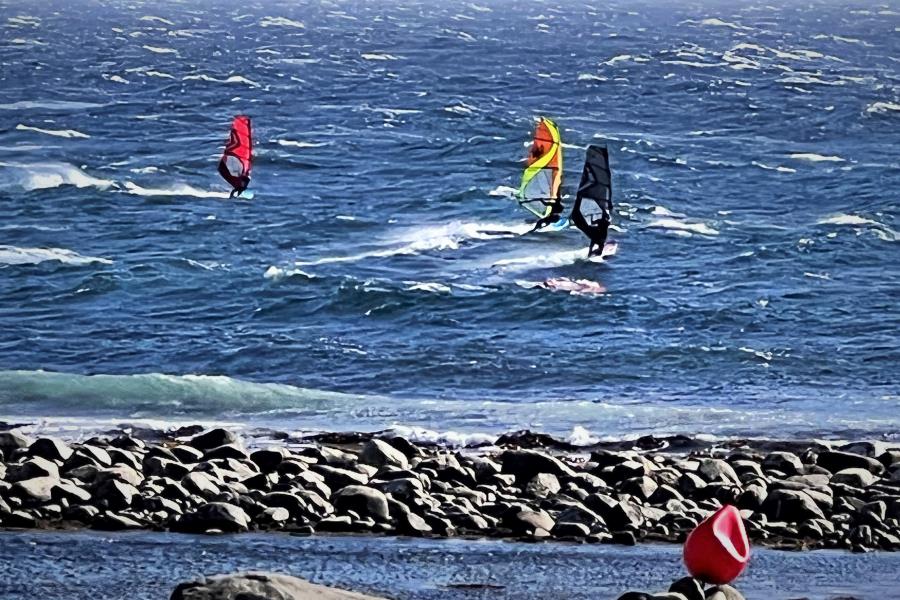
top-left (0, 100), bottom-right (104, 111)
top-left (15, 124), bottom-right (90, 139)
top-left (263, 266), bottom-right (314, 281)
top-left (122, 181), bottom-right (229, 199)
top-left (145, 70), bottom-right (176, 79)
top-left (361, 52), bottom-right (400, 61)
top-left (0, 246), bottom-right (112, 266)
top-left (444, 102), bottom-right (478, 115)
top-left (104, 74), bottom-right (130, 84)
top-left (405, 281), bottom-right (452, 294)
top-left (259, 16), bottom-right (305, 29)
top-left (488, 185), bottom-right (517, 198)
top-left (751, 161), bottom-right (796, 173)
top-left (577, 73), bottom-right (607, 81)
top-left (139, 15), bottom-right (175, 26)
top-left (0, 161), bottom-right (113, 190)
top-left (695, 18), bottom-right (753, 31)
top-left (7, 15), bottom-right (40, 27)
top-left (817, 214), bottom-right (879, 227)
top-left (866, 101), bottom-right (900, 115)
top-left (789, 153), bottom-right (845, 163)
top-left (142, 45), bottom-right (178, 54)
top-left (182, 74), bottom-right (260, 87)
top-left (276, 139), bottom-right (328, 148)
top-left (647, 218), bottom-right (719, 236)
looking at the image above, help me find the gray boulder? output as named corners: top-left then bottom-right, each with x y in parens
top-left (11, 476), bottom-right (56, 504)
top-left (29, 437), bottom-right (72, 462)
top-left (831, 468), bottom-right (877, 488)
top-left (762, 452), bottom-right (803, 476)
top-left (170, 571), bottom-right (386, 600)
top-left (0, 431), bottom-right (33, 460)
top-left (525, 473), bottom-right (560, 498)
top-left (7, 457), bottom-right (59, 482)
top-left (178, 502), bottom-right (251, 533)
top-left (94, 479), bottom-right (139, 510)
top-left (761, 488), bottom-right (825, 522)
top-left (818, 450), bottom-right (884, 475)
top-left (669, 577), bottom-right (704, 600)
top-left (333, 486), bottom-right (390, 522)
top-left (697, 459), bottom-right (741, 485)
top-left (501, 449), bottom-right (575, 483)
top-left (189, 428), bottom-right (239, 451)
top-left (360, 439), bottom-right (409, 470)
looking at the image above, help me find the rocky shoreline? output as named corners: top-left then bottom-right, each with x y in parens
top-left (1, 427), bottom-right (899, 552)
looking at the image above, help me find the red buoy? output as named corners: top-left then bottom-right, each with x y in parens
top-left (683, 504), bottom-right (750, 584)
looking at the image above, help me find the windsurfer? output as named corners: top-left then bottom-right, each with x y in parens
top-left (531, 199), bottom-right (564, 231)
top-left (572, 202), bottom-right (609, 256)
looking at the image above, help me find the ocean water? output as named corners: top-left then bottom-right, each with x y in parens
top-left (0, 0), bottom-right (898, 441)
top-left (4, 530), bottom-right (900, 599)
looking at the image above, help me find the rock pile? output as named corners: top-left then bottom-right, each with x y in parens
top-left (171, 571), bottom-right (386, 600)
top-left (617, 576), bottom-right (745, 600)
top-left (1, 428), bottom-right (898, 552)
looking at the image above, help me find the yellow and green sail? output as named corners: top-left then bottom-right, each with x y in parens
top-left (516, 117), bottom-right (563, 218)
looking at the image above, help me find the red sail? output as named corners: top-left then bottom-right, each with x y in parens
top-left (218, 115), bottom-right (252, 190)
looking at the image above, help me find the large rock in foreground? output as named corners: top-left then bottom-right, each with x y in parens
top-left (171, 572), bottom-right (386, 600)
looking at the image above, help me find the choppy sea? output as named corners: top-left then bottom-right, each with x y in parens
top-left (1, 0), bottom-right (898, 443)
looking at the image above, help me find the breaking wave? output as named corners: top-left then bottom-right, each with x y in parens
top-left (0, 246), bottom-right (112, 266)
top-left (647, 218), bottom-right (719, 236)
top-left (122, 181), bottom-right (229, 199)
top-left (0, 161), bottom-right (113, 190)
top-left (294, 221), bottom-right (531, 267)
top-left (15, 124), bottom-right (90, 138)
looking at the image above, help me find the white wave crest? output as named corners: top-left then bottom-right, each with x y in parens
top-left (7, 15), bottom-right (41, 27)
top-left (866, 101), bottom-right (900, 115)
top-left (122, 181), bottom-right (229, 199)
top-left (276, 139), bottom-right (329, 148)
top-left (789, 153), bottom-right (845, 163)
top-left (0, 100), bottom-right (104, 111)
top-left (0, 246), bottom-right (112, 266)
top-left (362, 52), bottom-right (400, 61)
top-left (15, 124), bottom-right (90, 139)
top-left (182, 74), bottom-right (260, 87)
top-left (405, 281), bottom-right (452, 294)
top-left (577, 73), bottom-right (607, 81)
top-left (751, 161), bottom-right (796, 173)
top-left (0, 161), bottom-right (113, 191)
top-left (139, 15), bottom-right (175, 25)
top-left (259, 16), bottom-right (305, 29)
top-left (263, 266), bottom-right (315, 281)
top-left (816, 214), bottom-right (898, 241)
top-left (488, 185), bottom-right (518, 198)
top-left (647, 218), bottom-right (719, 236)
top-left (817, 214), bottom-right (879, 227)
top-left (492, 248), bottom-right (588, 271)
top-left (142, 44), bottom-right (178, 54)
top-left (294, 221), bottom-right (531, 267)
top-left (696, 18), bottom-right (752, 31)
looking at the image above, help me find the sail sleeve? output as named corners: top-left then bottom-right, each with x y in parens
top-left (218, 115), bottom-right (252, 190)
top-left (517, 117), bottom-right (562, 218)
top-left (572, 144), bottom-right (612, 235)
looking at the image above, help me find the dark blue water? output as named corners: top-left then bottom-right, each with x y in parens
top-left (0, 0), bottom-right (898, 440)
top-left (4, 530), bottom-right (900, 599)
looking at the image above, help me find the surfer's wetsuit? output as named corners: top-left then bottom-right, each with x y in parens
top-left (532, 199), bottom-right (564, 231)
top-left (572, 203), bottom-right (609, 256)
